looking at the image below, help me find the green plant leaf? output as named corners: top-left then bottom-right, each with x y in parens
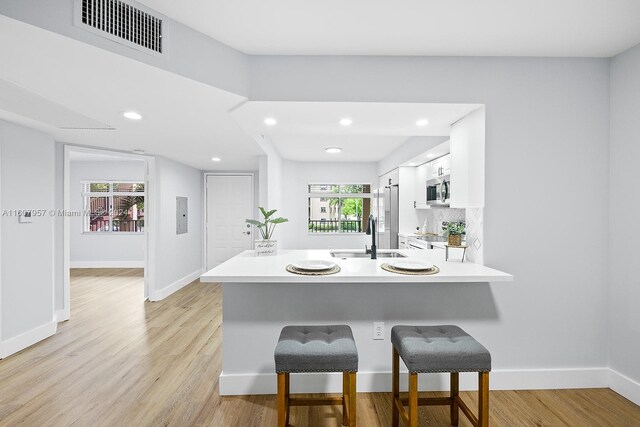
top-left (246, 219), bottom-right (265, 227)
top-left (269, 217), bottom-right (288, 224)
top-left (444, 221), bottom-right (465, 235)
top-left (259, 207), bottom-right (277, 219)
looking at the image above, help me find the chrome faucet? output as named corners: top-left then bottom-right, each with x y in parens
top-left (365, 214), bottom-right (377, 259)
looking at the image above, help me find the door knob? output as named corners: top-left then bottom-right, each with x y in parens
top-left (243, 231), bottom-right (251, 235)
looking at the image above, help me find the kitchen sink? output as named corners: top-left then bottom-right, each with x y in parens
top-left (330, 251), bottom-right (408, 259)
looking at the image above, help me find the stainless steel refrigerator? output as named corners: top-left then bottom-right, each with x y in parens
top-left (372, 184), bottom-right (399, 249)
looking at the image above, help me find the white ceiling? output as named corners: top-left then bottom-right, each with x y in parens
top-left (231, 101), bottom-right (481, 162)
top-left (231, 102), bottom-right (481, 136)
top-left (0, 15), bottom-right (262, 171)
top-left (269, 135), bottom-right (411, 162)
top-left (138, 0), bottom-right (640, 57)
top-left (69, 151), bottom-right (145, 162)
top-left (400, 141), bottom-right (451, 167)
top-left (0, 79), bottom-right (112, 130)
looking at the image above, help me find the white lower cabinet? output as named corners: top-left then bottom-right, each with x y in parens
top-left (430, 241), bottom-right (447, 250)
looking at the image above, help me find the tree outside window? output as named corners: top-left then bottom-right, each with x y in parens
top-left (308, 184), bottom-right (370, 233)
top-left (83, 181), bottom-right (145, 233)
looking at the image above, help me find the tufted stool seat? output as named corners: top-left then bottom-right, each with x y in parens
top-left (275, 325), bottom-right (359, 373)
top-left (275, 325), bottom-right (358, 427)
top-left (391, 325), bottom-right (491, 427)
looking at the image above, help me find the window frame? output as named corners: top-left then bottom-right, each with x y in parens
top-left (307, 182), bottom-right (372, 235)
top-left (81, 180), bottom-right (145, 234)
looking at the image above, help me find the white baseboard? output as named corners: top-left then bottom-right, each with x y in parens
top-left (55, 308), bottom-right (70, 322)
top-left (609, 369), bottom-right (640, 406)
top-left (0, 320), bottom-right (57, 359)
top-left (70, 261), bottom-right (144, 268)
top-left (219, 367), bottom-right (610, 396)
top-left (149, 268), bottom-right (203, 301)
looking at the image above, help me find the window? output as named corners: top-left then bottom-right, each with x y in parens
top-left (82, 181), bottom-right (145, 233)
top-left (308, 184), bottom-right (371, 233)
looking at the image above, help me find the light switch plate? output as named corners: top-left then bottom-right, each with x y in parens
top-left (19, 211), bottom-right (34, 223)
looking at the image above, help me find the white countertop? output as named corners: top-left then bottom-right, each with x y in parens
top-left (200, 249), bottom-right (513, 284)
top-left (400, 234), bottom-right (461, 249)
top-left (399, 232), bottom-right (430, 238)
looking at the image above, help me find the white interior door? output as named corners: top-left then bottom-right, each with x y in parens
top-left (206, 175), bottom-right (253, 269)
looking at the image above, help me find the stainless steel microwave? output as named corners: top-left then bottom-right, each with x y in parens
top-left (426, 177), bottom-right (450, 207)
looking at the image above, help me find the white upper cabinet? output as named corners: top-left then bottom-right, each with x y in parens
top-left (379, 168), bottom-right (399, 188)
top-left (428, 158), bottom-right (441, 180)
top-left (450, 107), bottom-right (485, 208)
top-left (414, 163), bottom-right (429, 208)
top-left (429, 154), bottom-right (451, 179)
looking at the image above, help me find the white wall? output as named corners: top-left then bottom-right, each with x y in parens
top-left (250, 56), bottom-right (612, 377)
top-left (69, 160), bottom-right (145, 268)
top-left (609, 42), bottom-right (640, 400)
top-left (54, 142), bottom-right (64, 314)
top-left (257, 136), bottom-right (283, 211)
top-left (258, 155), bottom-right (268, 211)
top-left (0, 120), bottom-right (56, 358)
top-left (280, 160), bottom-right (379, 249)
top-left (150, 156), bottom-right (203, 300)
top-left (255, 136), bottom-right (286, 243)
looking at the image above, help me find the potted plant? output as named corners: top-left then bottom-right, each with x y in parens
top-left (443, 222), bottom-right (465, 246)
top-left (246, 207), bottom-right (288, 256)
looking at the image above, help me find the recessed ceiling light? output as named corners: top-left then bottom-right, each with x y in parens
top-left (427, 153), bottom-right (435, 158)
top-left (123, 111), bottom-right (142, 121)
top-left (416, 119), bottom-right (429, 127)
top-left (339, 118), bottom-right (353, 126)
top-left (211, 157), bottom-right (222, 162)
top-left (325, 147), bottom-right (342, 154)
top-left (264, 117), bottom-right (277, 126)
top-left (132, 149), bottom-right (145, 154)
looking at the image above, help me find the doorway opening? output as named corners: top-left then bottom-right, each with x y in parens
top-left (61, 146), bottom-right (155, 321)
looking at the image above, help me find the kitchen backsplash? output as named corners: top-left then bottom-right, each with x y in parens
top-left (415, 208), bottom-right (465, 235)
top-left (464, 207), bottom-right (483, 264)
top-left (415, 207), bottom-right (483, 264)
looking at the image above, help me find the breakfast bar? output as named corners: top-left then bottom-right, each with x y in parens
top-left (200, 249), bottom-right (513, 396)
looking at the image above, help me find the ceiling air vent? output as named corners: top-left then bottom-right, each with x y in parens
top-left (75, 0), bottom-right (163, 55)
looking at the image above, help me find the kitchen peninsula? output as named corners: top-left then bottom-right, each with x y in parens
top-left (200, 249), bottom-right (512, 395)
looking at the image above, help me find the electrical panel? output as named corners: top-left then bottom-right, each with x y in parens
top-left (176, 196), bottom-right (188, 234)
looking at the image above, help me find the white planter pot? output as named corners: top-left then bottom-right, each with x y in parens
top-left (255, 239), bottom-right (278, 256)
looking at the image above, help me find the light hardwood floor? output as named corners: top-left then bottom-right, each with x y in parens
top-left (1, 268), bottom-right (639, 426)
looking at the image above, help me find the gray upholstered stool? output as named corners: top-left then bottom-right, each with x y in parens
top-left (391, 325), bottom-right (491, 427)
top-left (275, 325), bottom-right (358, 427)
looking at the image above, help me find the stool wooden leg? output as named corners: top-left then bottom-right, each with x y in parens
top-left (348, 372), bottom-right (357, 427)
top-left (450, 372), bottom-right (459, 426)
top-left (478, 372), bottom-right (489, 427)
top-left (277, 373), bottom-right (287, 427)
top-left (392, 347), bottom-right (400, 427)
top-left (409, 372), bottom-right (418, 427)
top-left (284, 373), bottom-right (290, 426)
top-left (343, 372), bottom-right (349, 426)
